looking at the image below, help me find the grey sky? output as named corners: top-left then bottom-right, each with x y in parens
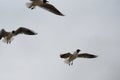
top-left (0, 0), bottom-right (120, 80)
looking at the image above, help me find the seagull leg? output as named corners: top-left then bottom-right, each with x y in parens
top-left (31, 6), bottom-right (35, 9)
top-left (31, 7), bottom-right (34, 9)
top-left (71, 61), bottom-right (73, 65)
top-left (28, 4), bottom-right (35, 10)
top-left (28, 6), bottom-right (32, 8)
top-left (6, 40), bottom-right (9, 44)
top-left (9, 40), bottom-right (11, 44)
top-left (69, 63), bottom-right (71, 66)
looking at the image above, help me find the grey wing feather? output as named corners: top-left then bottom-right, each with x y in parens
top-left (78, 53), bottom-right (97, 58)
top-left (60, 53), bottom-right (72, 58)
top-left (39, 3), bottom-right (64, 16)
top-left (14, 27), bottom-right (37, 35)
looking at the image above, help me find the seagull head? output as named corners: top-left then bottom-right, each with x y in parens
top-left (76, 49), bottom-right (81, 53)
top-left (12, 30), bottom-right (15, 34)
top-left (43, 0), bottom-right (49, 3)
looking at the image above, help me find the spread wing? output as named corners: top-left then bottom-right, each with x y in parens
top-left (14, 27), bottom-right (37, 36)
top-left (60, 53), bottom-right (72, 58)
top-left (0, 29), bottom-right (6, 40)
top-left (78, 53), bottom-right (97, 58)
top-left (39, 3), bottom-right (64, 16)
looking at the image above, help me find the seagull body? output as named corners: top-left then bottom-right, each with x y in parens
top-left (26, 0), bottom-right (64, 16)
top-left (27, 0), bottom-right (43, 9)
top-left (60, 49), bottom-right (97, 66)
top-left (0, 27), bottom-right (37, 44)
top-left (0, 29), bottom-right (14, 44)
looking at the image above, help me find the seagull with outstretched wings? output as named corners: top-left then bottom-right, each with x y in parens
top-left (26, 0), bottom-right (64, 16)
top-left (0, 27), bottom-right (37, 44)
top-left (60, 49), bottom-right (97, 66)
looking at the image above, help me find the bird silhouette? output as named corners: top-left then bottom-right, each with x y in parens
top-left (26, 0), bottom-right (64, 16)
top-left (0, 27), bottom-right (37, 44)
top-left (60, 49), bottom-right (97, 66)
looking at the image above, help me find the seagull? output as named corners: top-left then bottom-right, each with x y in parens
top-left (26, 0), bottom-right (64, 16)
top-left (0, 27), bottom-right (37, 44)
top-left (60, 49), bottom-right (97, 66)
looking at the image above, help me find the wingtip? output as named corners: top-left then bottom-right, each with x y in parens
top-left (58, 13), bottom-right (65, 16)
top-left (94, 55), bottom-right (98, 58)
top-left (60, 54), bottom-right (63, 58)
top-left (30, 32), bottom-right (37, 35)
top-left (34, 32), bottom-right (38, 35)
top-left (90, 55), bottom-right (98, 58)
top-left (61, 14), bottom-right (65, 16)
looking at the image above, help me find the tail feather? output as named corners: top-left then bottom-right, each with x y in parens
top-left (2, 38), bottom-right (14, 44)
top-left (26, 2), bottom-right (32, 8)
top-left (64, 59), bottom-right (70, 64)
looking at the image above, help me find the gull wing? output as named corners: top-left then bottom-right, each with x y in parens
top-left (39, 3), bottom-right (64, 16)
top-left (60, 53), bottom-right (72, 58)
top-left (78, 53), bottom-right (97, 58)
top-left (14, 27), bottom-right (37, 36)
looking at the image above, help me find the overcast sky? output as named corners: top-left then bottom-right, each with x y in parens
top-left (0, 0), bottom-right (120, 80)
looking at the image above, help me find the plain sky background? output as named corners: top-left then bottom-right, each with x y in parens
top-left (0, 0), bottom-right (120, 80)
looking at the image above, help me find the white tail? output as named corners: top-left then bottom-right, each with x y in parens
top-left (2, 38), bottom-right (14, 44)
top-left (2, 39), bottom-right (7, 43)
top-left (64, 59), bottom-right (70, 64)
top-left (26, 2), bottom-right (32, 8)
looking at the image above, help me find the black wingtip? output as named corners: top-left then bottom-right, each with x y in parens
top-left (0, 36), bottom-right (2, 40)
top-left (88, 55), bottom-right (98, 58)
top-left (60, 54), bottom-right (63, 58)
top-left (34, 32), bottom-right (38, 35)
top-left (60, 14), bottom-right (65, 16)
top-left (0, 29), bottom-right (5, 40)
top-left (29, 32), bottom-right (38, 35)
top-left (57, 12), bottom-right (65, 16)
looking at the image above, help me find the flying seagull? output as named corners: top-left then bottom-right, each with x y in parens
top-left (0, 27), bottom-right (37, 44)
top-left (26, 0), bottom-right (64, 16)
top-left (60, 49), bottom-right (97, 66)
